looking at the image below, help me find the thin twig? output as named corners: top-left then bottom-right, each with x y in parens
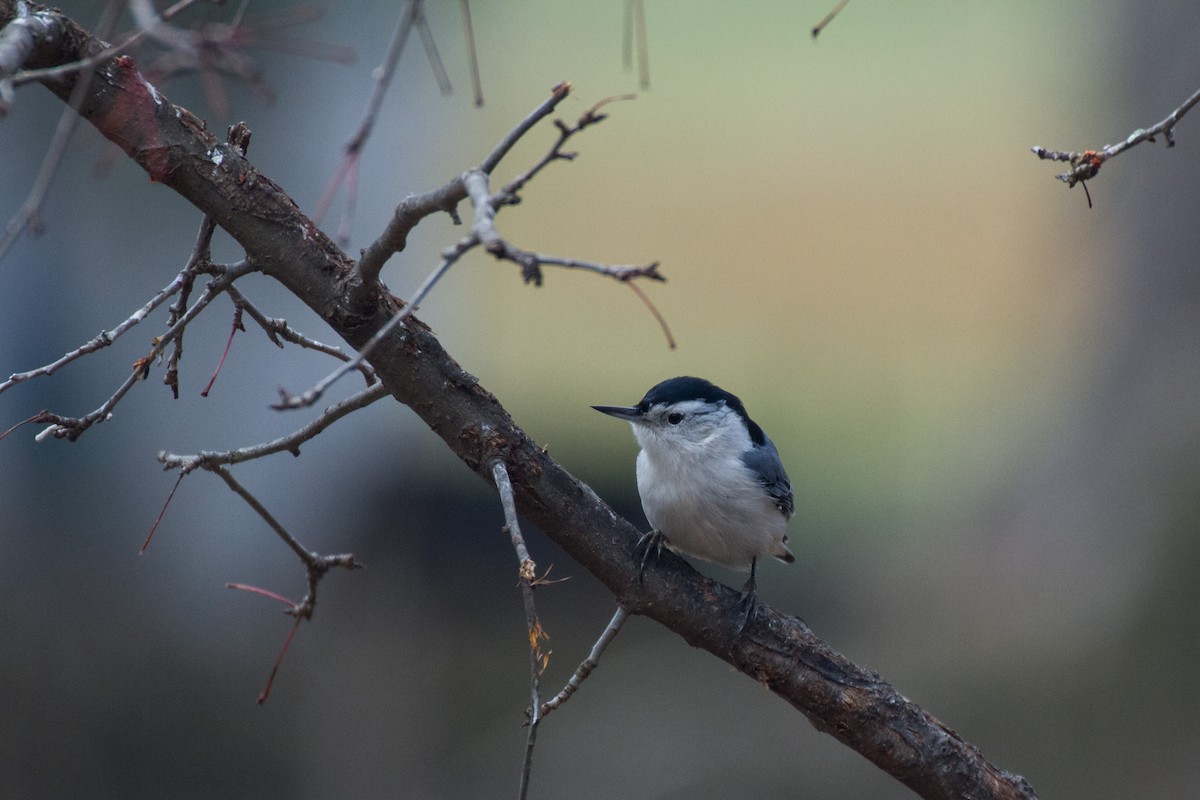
top-left (480, 81), bottom-right (573, 176)
top-left (459, 0), bottom-right (482, 106)
top-left (285, 88), bottom-right (659, 411)
top-left (1, 271), bottom-right (186, 395)
top-left (622, 0), bottom-right (649, 89)
top-left (225, 284), bottom-right (377, 384)
top-left (273, 249), bottom-right (460, 410)
top-left (165, 214), bottom-right (219, 398)
top-left (626, 277), bottom-right (676, 349)
top-left (413, 1), bottom-right (451, 96)
top-left (355, 81), bottom-right (573, 287)
top-left (30, 261), bottom-right (253, 441)
top-left (159, 381), bottom-right (389, 473)
top-left (312, 1), bottom-right (419, 232)
top-left (202, 466), bottom-right (359, 703)
top-left (1032, 85), bottom-right (1200, 193)
top-left (140, 469), bottom-right (185, 553)
top-left (200, 302), bottom-right (244, 396)
top-left (812, 0), bottom-right (851, 39)
top-left (490, 458), bottom-right (546, 800)
top-left (539, 606), bottom-right (628, 718)
top-left (497, 93), bottom-right (633, 198)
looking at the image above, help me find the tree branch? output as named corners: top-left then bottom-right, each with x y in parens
top-left (1032, 85), bottom-right (1200, 190)
top-left (491, 458), bottom-right (548, 800)
top-left (1, 3), bottom-right (1038, 797)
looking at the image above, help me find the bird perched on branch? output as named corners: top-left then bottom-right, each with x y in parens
top-left (594, 376), bottom-right (794, 625)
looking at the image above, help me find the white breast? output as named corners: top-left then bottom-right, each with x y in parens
top-left (634, 429), bottom-right (788, 571)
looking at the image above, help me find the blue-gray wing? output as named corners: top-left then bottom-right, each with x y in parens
top-left (742, 437), bottom-right (794, 519)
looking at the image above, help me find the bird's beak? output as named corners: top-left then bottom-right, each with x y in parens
top-left (592, 404), bottom-right (643, 422)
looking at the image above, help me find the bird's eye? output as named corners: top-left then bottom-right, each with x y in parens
top-left (667, 412), bottom-right (684, 425)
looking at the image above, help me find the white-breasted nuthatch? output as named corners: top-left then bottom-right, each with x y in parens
top-left (594, 376), bottom-right (794, 617)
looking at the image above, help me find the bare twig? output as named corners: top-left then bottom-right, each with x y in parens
top-left (206, 464), bottom-right (360, 603)
top-left (1032, 86), bottom-right (1200, 195)
top-left (30, 261), bottom-right (253, 441)
top-left (312, 1), bottom-right (420, 234)
top-left (158, 381), bottom-right (389, 473)
top-left (287, 91), bottom-right (658, 410)
top-left (140, 469), bottom-right (185, 553)
top-left (466, 167), bottom-right (666, 292)
top-left (539, 606), bottom-right (628, 718)
top-left (164, 210), bottom-right (220, 398)
top-left (479, 80), bottom-right (574, 176)
top-left (313, 0), bottom-right (460, 244)
top-left (622, 0), bottom-right (649, 89)
top-left (495, 93), bottom-right (634, 198)
top-left (413, 1), bottom-right (451, 96)
top-left (812, 0), bottom-right (851, 39)
top-left (1, 270), bottom-right (187, 395)
top-left (272, 248), bottom-right (459, 410)
top-left (199, 302), bottom-right (244, 397)
top-left (224, 284), bottom-right (377, 385)
top-left (626, 277), bottom-right (676, 349)
top-left (354, 81), bottom-right (573, 288)
top-left (203, 465), bottom-right (359, 703)
top-left (459, 0), bottom-right (482, 106)
top-left (490, 458), bottom-right (547, 800)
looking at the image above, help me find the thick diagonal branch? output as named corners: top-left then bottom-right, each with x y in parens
top-left (3, 4), bottom-right (1037, 798)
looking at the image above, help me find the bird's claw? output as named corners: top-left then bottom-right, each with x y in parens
top-left (634, 529), bottom-right (666, 583)
top-left (736, 558), bottom-right (759, 635)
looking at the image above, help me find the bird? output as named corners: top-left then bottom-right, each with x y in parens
top-left (593, 376), bottom-right (794, 625)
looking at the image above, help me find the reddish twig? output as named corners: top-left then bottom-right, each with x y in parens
top-left (200, 303), bottom-right (244, 397)
top-left (140, 470), bottom-right (186, 554)
top-left (1032, 86), bottom-right (1200, 198)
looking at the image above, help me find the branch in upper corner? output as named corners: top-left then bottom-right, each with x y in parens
top-left (1032, 85), bottom-right (1200, 202)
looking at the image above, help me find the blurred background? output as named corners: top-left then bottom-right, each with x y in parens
top-left (1, 1), bottom-right (1198, 798)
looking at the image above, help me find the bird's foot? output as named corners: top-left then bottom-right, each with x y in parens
top-left (736, 559), bottom-right (760, 635)
top-left (634, 529), bottom-right (667, 583)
